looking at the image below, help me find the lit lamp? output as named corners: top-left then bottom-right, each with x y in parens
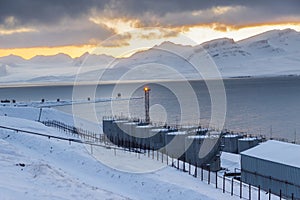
top-left (144, 86), bottom-right (151, 124)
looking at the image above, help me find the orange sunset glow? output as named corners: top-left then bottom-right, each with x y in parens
top-left (0, 1), bottom-right (300, 59)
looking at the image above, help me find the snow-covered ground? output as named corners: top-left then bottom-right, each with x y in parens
top-left (0, 106), bottom-right (247, 200)
top-left (1, 29), bottom-right (300, 85)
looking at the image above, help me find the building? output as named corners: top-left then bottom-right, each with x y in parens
top-left (221, 134), bottom-right (243, 153)
top-left (238, 137), bottom-right (261, 153)
top-left (241, 140), bottom-right (300, 199)
top-left (185, 132), bottom-right (222, 171)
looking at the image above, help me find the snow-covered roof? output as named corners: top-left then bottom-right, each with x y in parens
top-left (136, 125), bottom-right (154, 128)
top-left (241, 140), bottom-right (300, 168)
top-left (187, 135), bottom-right (220, 139)
top-left (123, 122), bottom-right (138, 125)
top-left (224, 134), bottom-right (240, 138)
top-left (238, 137), bottom-right (258, 141)
top-left (167, 131), bottom-right (187, 135)
top-left (150, 128), bottom-right (169, 132)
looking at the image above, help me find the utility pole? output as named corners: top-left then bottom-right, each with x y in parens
top-left (144, 86), bottom-right (151, 124)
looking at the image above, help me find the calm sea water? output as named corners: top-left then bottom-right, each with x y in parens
top-left (1, 76), bottom-right (300, 143)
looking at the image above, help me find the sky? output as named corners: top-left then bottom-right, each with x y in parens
top-left (0, 0), bottom-right (300, 59)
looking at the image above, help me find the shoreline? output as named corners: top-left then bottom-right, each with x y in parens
top-left (0, 74), bottom-right (299, 89)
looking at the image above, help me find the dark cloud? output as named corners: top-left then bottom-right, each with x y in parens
top-left (0, 0), bottom-right (108, 27)
top-left (0, 20), bottom-right (113, 48)
top-left (0, 0), bottom-right (299, 27)
top-left (0, 0), bottom-right (299, 48)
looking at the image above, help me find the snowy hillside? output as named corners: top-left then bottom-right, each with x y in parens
top-left (1, 29), bottom-right (300, 84)
top-left (0, 106), bottom-right (244, 200)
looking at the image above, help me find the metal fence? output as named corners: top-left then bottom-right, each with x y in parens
top-left (1, 120), bottom-right (296, 200)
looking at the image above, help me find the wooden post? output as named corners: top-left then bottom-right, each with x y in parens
top-left (269, 189), bottom-right (271, 200)
top-left (201, 167), bottom-right (203, 181)
top-left (194, 163), bottom-right (197, 178)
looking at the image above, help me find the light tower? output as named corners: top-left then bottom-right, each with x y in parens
top-left (144, 86), bottom-right (151, 124)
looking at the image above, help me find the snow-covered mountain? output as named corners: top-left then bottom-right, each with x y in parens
top-left (29, 53), bottom-right (73, 65)
top-left (1, 28), bottom-right (300, 84)
top-left (73, 52), bottom-right (115, 66)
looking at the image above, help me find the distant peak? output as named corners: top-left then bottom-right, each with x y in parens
top-left (244, 28), bottom-right (297, 41)
top-left (156, 41), bottom-right (191, 49)
top-left (201, 38), bottom-right (235, 49)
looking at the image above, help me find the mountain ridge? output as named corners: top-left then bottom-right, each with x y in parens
top-left (0, 28), bottom-right (300, 83)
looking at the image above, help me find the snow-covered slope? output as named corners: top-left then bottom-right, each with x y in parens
top-left (1, 28), bottom-right (300, 84)
top-left (0, 108), bottom-right (243, 200)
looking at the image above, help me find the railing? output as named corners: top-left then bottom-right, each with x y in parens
top-left (1, 120), bottom-right (297, 200)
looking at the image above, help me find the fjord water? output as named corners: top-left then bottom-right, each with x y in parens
top-left (1, 76), bottom-right (300, 143)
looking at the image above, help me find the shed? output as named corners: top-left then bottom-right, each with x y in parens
top-left (241, 140), bottom-right (300, 199)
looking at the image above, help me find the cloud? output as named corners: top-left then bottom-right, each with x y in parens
top-left (0, 0), bottom-right (300, 49)
top-left (100, 33), bottom-right (132, 47)
top-left (1, 0), bottom-right (299, 27)
top-left (139, 29), bottom-right (179, 40)
top-left (0, 18), bottom-right (114, 48)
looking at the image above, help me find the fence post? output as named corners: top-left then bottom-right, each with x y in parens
top-left (269, 189), bottom-right (271, 200)
top-left (167, 153), bottom-right (168, 165)
top-left (279, 189), bottom-right (282, 200)
top-left (152, 148), bottom-right (154, 159)
top-left (249, 184), bottom-right (251, 200)
top-left (223, 176), bottom-right (225, 193)
top-left (189, 160), bottom-right (191, 175)
top-left (177, 159), bottom-right (179, 170)
top-left (231, 178), bottom-right (234, 196)
top-left (157, 150), bottom-right (159, 161)
top-left (258, 185), bottom-right (260, 200)
top-left (201, 167), bottom-right (203, 181)
top-left (183, 158), bottom-right (186, 172)
top-left (194, 163), bottom-right (197, 178)
top-left (161, 151), bottom-right (163, 163)
top-left (208, 168), bottom-right (210, 185)
top-left (215, 171), bottom-right (218, 188)
top-left (240, 179), bottom-right (242, 198)
top-left (292, 193), bottom-right (294, 200)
